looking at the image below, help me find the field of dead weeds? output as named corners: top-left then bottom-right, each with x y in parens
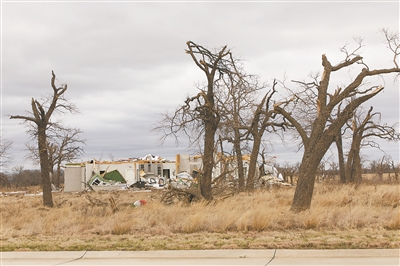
top-left (1, 182), bottom-right (399, 251)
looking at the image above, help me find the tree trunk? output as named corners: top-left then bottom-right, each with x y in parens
top-left (291, 166), bottom-right (318, 212)
top-left (246, 133), bottom-right (262, 191)
top-left (233, 135), bottom-right (245, 191)
top-left (354, 151), bottom-right (362, 185)
top-left (345, 135), bottom-right (362, 183)
top-left (201, 112), bottom-right (217, 200)
top-left (291, 139), bottom-right (330, 212)
top-left (345, 151), bottom-right (355, 183)
top-left (38, 125), bottom-right (53, 207)
top-left (55, 163), bottom-right (62, 188)
top-left (335, 132), bottom-right (346, 183)
top-left (391, 162), bottom-right (399, 182)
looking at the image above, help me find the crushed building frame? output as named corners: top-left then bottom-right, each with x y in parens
top-left (64, 153), bottom-right (279, 192)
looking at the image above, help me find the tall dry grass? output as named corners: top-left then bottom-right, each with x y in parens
top-left (1, 182), bottom-right (399, 250)
top-left (2, 183), bottom-right (399, 234)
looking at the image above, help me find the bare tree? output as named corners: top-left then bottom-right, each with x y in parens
top-left (53, 127), bottom-right (85, 188)
top-left (0, 133), bottom-right (13, 169)
top-left (26, 126), bottom-right (85, 188)
top-left (216, 70), bottom-right (285, 191)
top-left (155, 42), bottom-right (241, 199)
top-left (0, 133), bottom-right (12, 189)
top-left (343, 106), bottom-right (400, 184)
top-left (11, 165), bottom-right (24, 188)
top-left (10, 71), bottom-right (77, 207)
top-left (372, 154), bottom-right (397, 181)
top-left (334, 131), bottom-right (347, 183)
top-left (0, 133), bottom-right (13, 188)
top-left (9, 166), bottom-right (41, 188)
top-left (244, 80), bottom-right (287, 190)
top-left (216, 67), bottom-right (258, 191)
top-left (279, 161), bottom-right (298, 185)
top-left (215, 71), bottom-right (288, 191)
top-left (274, 31), bottom-right (400, 212)
top-left (389, 160), bottom-right (399, 182)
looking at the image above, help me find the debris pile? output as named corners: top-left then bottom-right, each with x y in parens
top-left (260, 175), bottom-right (292, 187)
top-left (139, 154), bottom-right (166, 163)
top-left (169, 172), bottom-right (196, 189)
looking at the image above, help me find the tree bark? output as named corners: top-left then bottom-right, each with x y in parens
top-left (291, 140), bottom-right (330, 212)
top-left (354, 151), bottom-right (362, 185)
top-left (246, 132), bottom-right (262, 191)
top-left (232, 133), bottom-right (245, 191)
top-left (37, 125), bottom-right (53, 207)
top-left (291, 162), bottom-right (318, 212)
top-left (345, 132), bottom-right (362, 183)
top-left (335, 132), bottom-right (346, 183)
top-left (201, 120), bottom-right (217, 200)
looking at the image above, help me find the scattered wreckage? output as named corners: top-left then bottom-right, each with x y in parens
top-left (64, 154), bottom-right (202, 192)
top-left (259, 164), bottom-right (292, 187)
top-left (64, 153), bottom-right (288, 194)
top-left (3, 155), bottom-right (290, 209)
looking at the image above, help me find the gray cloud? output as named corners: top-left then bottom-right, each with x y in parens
top-left (2, 1), bottom-right (399, 170)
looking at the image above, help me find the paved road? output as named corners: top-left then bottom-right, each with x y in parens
top-left (1, 249), bottom-right (399, 266)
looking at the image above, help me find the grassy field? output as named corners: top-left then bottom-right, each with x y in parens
top-left (1, 180), bottom-right (399, 251)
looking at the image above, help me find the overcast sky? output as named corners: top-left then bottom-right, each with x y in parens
top-left (1, 1), bottom-right (399, 171)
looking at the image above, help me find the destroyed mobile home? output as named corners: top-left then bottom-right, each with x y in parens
top-left (64, 154), bottom-right (287, 193)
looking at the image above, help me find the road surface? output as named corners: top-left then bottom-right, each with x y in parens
top-left (1, 249), bottom-right (399, 266)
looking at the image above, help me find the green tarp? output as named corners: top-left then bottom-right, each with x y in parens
top-left (88, 169), bottom-right (126, 186)
top-left (104, 169), bottom-right (126, 183)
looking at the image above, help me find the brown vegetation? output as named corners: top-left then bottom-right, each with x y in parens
top-left (1, 180), bottom-right (399, 251)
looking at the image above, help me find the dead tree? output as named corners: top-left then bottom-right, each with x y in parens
top-left (281, 161), bottom-right (297, 185)
top-left (390, 160), bottom-right (399, 181)
top-left (344, 106), bottom-right (400, 184)
top-left (275, 31), bottom-right (400, 212)
top-left (52, 127), bottom-right (85, 188)
top-left (216, 67), bottom-right (257, 191)
top-left (0, 133), bottom-right (12, 169)
top-left (217, 67), bottom-right (280, 191)
top-left (0, 134), bottom-right (12, 187)
top-left (155, 42), bottom-right (242, 200)
top-left (26, 126), bottom-right (85, 188)
top-left (334, 130), bottom-right (347, 183)
top-left (217, 74), bottom-right (288, 191)
top-left (0, 173), bottom-right (11, 189)
top-left (332, 104), bottom-right (347, 183)
top-left (10, 71), bottom-right (77, 207)
top-left (244, 80), bottom-right (288, 191)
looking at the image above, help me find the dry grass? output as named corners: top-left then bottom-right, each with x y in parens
top-left (1, 182), bottom-right (399, 251)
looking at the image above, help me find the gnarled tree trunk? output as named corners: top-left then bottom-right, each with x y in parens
top-left (291, 135), bottom-right (333, 212)
top-left (38, 125), bottom-right (53, 207)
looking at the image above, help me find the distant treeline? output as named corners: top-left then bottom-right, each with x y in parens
top-left (0, 169), bottom-right (64, 189)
